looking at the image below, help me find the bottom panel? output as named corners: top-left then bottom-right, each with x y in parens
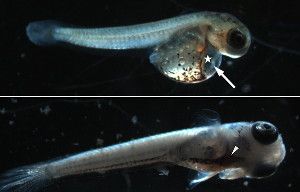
top-left (0, 98), bottom-right (298, 192)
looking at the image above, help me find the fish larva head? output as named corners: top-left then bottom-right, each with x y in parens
top-left (206, 12), bottom-right (251, 59)
top-left (220, 121), bottom-right (286, 180)
top-left (246, 121), bottom-right (286, 178)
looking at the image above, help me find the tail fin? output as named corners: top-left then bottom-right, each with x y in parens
top-left (0, 164), bottom-right (51, 192)
top-left (26, 20), bottom-right (63, 46)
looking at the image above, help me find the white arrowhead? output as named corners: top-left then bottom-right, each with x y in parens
top-left (214, 66), bottom-right (224, 76)
top-left (231, 146), bottom-right (239, 155)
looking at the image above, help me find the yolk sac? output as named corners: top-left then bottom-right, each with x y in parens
top-left (150, 39), bottom-right (222, 84)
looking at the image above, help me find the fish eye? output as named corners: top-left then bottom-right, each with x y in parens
top-left (252, 122), bottom-right (279, 145)
top-left (252, 164), bottom-right (277, 178)
top-left (227, 29), bottom-right (247, 50)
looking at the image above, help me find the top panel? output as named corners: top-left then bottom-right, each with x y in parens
top-left (1, 0), bottom-right (299, 95)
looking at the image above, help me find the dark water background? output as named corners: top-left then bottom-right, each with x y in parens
top-left (1, 0), bottom-right (300, 95)
top-left (0, 98), bottom-right (299, 191)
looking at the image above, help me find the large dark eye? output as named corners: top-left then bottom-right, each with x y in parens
top-left (227, 29), bottom-right (246, 50)
top-left (252, 164), bottom-right (277, 178)
top-left (252, 122), bottom-right (278, 144)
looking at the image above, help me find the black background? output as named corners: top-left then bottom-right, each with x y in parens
top-left (1, 0), bottom-right (300, 95)
top-left (0, 98), bottom-right (299, 191)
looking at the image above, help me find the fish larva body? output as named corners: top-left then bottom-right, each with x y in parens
top-left (0, 121), bottom-right (285, 191)
top-left (26, 12), bottom-right (251, 83)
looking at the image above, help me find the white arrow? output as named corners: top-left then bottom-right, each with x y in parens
top-left (214, 67), bottom-right (236, 88)
top-left (231, 146), bottom-right (239, 155)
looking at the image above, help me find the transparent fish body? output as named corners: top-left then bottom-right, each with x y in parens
top-left (26, 12), bottom-right (251, 83)
top-left (0, 121), bottom-right (285, 191)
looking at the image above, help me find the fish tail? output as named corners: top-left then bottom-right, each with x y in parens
top-left (26, 20), bottom-right (63, 46)
top-left (0, 164), bottom-right (51, 192)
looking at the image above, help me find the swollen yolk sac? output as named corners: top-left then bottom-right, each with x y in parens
top-left (149, 31), bottom-right (222, 83)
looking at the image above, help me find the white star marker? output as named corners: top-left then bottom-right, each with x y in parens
top-left (204, 55), bottom-right (212, 63)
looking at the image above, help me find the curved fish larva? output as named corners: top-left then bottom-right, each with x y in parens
top-left (26, 12), bottom-right (251, 83)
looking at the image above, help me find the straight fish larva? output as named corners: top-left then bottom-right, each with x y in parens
top-left (0, 121), bottom-right (285, 191)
